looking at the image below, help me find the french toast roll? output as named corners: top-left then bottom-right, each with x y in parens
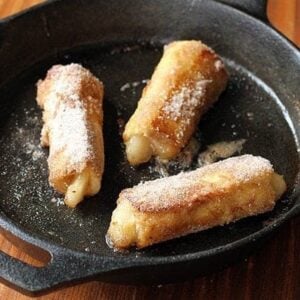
top-left (37, 63), bottom-right (104, 208)
top-left (107, 155), bottom-right (286, 249)
top-left (123, 40), bottom-right (228, 165)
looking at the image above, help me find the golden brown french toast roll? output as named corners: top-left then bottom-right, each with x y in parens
top-left (123, 40), bottom-right (228, 165)
top-left (107, 155), bottom-right (286, 249)
top-left (37, 63), bottom-right (104, 208)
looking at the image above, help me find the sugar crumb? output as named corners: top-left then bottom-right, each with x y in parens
top-left (120, 79), bottom-right (149, 92)
top-left (198, 139), bottom-right (246, 166)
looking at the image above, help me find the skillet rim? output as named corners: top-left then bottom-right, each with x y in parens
top-left (0, 0), bottom-right (299, 54)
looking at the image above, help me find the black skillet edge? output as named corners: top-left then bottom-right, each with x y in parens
top-left (217, 0), bottom-right (267, 21)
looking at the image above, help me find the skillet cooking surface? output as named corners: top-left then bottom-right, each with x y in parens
top-left (0, 43), bottom-right (298, 257)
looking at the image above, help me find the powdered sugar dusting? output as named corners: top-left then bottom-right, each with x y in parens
top-left (163, 79), bottom-right (211, 120)
top-left (50, 197), bottom-right (65, 206)
top-left (123, 155), bottom-right (273, 212)
top-left (50, 100), bottom-right (92, 166)
top-left (53, 72), bottom-right (80, 97)
top-left (38, 63), bottom-right (103, 171)
top-left (162, 79), bottom-right (211, 140)
top-left (120, 83), bottom-right (131, 92)
top-left (25, 142), bottom-right (44, 161)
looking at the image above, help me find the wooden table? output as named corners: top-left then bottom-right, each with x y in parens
top-left (0, 1), bottom-right (299, 299)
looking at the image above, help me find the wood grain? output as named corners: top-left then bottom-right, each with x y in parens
top-left (267, 0), bottom-right (300, 45)
top-left (0, 0), bottom-right (42, 19)
top-left (0, 0), bottom-right (299, 299)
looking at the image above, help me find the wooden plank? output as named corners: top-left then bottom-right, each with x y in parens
top-left (267, 0), bottom-right (299, 45)
top-left (0, 0), bottom-right (43, 19)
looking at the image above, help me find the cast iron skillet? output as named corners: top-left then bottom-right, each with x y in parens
top-left (0, 0), bottom-right (299, 295)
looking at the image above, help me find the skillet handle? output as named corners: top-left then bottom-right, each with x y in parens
top-left (0, 250), bottom-right (49, 295)
top-left (217, 0), bottom-right (267, 21)
top-left (0, 246), bottom-right (109, 295)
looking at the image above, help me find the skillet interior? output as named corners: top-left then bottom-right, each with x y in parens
top-left (0, 41), bottom-right (298, 258)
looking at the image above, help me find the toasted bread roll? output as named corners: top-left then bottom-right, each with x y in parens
top-left (37, 64), bottom-right (104, 207)
top-left (107, 155), bottom-right (286, 249)
top-left (123, 40), bottom-right (228, 165)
